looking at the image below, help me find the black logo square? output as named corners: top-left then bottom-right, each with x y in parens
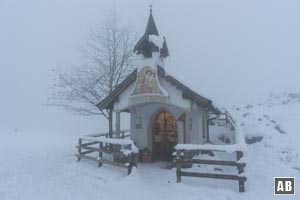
top-left (274, 177), bottom-right (295, 195)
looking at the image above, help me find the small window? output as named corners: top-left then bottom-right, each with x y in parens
top-left (136, 116), bottom-right (142, 129)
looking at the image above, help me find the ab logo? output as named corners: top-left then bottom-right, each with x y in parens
top-left (274, 177), bottom-right (295, 195)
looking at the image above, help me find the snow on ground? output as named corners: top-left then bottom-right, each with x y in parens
top-left (232, 93), bottom-right (300, 170)
top-left (0, 93), bottom-right (299, 200)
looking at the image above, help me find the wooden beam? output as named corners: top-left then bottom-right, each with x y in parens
top-left (184, 112), bottom-right (190, 143)
top-left (176, 150), bottom-right (182, 183)
top-left (175, 159), bottom-right (246, 168)
top-left (78, 145), bottom-right (126, 157)
top-left (115, 110), bottom-right (121, 138)
top-left (180, 171), bottom-right (246, 181)
top-left (77, 138), bottom-right (82, 162)
top-left (236, 151), bottom-right (243, 161)
top-left (98, 143), bottom-right (103, 167)
top-left (76, 154), bottom-right (128, 169)
top-left (79, 141), bottom-right (99, 147)
top-left (81, 150), bottom-right (95, 155)
top-left (101, 159), bottom-right (128, 168)
top-left (180, 171), bottom-right (246, 192)
top-left (76, 154), bottom-right (98, 162)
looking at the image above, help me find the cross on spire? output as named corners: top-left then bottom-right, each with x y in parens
top-left (145, 4), bottom-right (158, 36)
top-left (133, 5), bottom-right (169, 58)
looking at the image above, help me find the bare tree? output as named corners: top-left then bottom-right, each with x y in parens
top-left (49, 9), bottom-right (136, 137)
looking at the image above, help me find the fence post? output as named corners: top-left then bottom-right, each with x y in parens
top-left (237, 163), bottom-right (245, 174)
top-left (225, 111), bottom-right (228, 128)
top-left (133, 153), bottom-right (137, 168)
top-left (236, 151), bottom-right (243, 161)
top-left (129, 144), bottom-right (137, 168)
top-left (176, 150), bottom-right (182, 183)
top-left (77, 138), bottom-right (82, 162)
top-left (98, 142), bottom-right (103, 167)
top-left (239, 180), bottom-right (245, 192)
top-left (127, 153), bottom-right (133, 175)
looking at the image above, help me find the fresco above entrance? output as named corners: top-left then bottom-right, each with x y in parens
top-left (131, 66), bottom-right (163, 95)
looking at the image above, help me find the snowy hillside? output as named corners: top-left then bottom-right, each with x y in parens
top-left (0, 93), bottom-right (299, 200)
top-left (232, 93), bottom-right (300, 171)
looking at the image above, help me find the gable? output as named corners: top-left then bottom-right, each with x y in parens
top-left (96, 66), bottom-right (221, 115)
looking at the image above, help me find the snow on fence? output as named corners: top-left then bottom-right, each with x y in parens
top-left (174, 149), bottom-right (246, 192)
top-left (174, 117), bottom-right (247, 192)
top-left (76, 132), bottom-right (138, 175)
top-left (176, 117), bottom-right (246, 153)
top-left (213, 109), bottom-right (236, 130)
top-left (226, 110), bottom-right (236, 130)
top-left (85, 129), bottom-right (130, 139)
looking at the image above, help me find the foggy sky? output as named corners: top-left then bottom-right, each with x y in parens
top-left (1, 0), bottom-right (299, 134)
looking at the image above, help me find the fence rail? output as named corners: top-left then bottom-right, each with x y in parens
top-left (213, 111), bottom-right (235, 130)
top-left (175, 149), bottom-right (246, 192)
top-left (86, 129), bottom-right (130, 139)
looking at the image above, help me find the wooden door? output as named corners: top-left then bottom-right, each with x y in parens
top-left (152, 111), bottom-right (178, 161)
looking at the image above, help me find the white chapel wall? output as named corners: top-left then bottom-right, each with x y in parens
top-left (113, 70), bottom-right (209, 149)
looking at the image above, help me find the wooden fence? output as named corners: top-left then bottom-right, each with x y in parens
top-left (175, 149), bottom-right (246, 192)
top-left (214, 110), bottom-right (236, 130)
top-left (86, 129), bottom-right (130, 139)
top-left (76, 135), bottom-right (137, 175)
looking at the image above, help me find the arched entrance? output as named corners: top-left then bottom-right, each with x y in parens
top-left (152, 111), bottom-right (178, 161)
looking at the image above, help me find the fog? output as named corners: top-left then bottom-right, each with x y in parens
top-left (1, 0), bottom-right (299, 134)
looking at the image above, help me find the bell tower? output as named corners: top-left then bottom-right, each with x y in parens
top-left (133, 5), bottom-right (169, 60)
top-left (129, 6), bottom-right (169, 105)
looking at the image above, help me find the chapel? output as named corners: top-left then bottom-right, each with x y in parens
top-left (96, 9), bottom-right (226, 161)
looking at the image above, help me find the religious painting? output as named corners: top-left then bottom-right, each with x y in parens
top-left (131, 66), bottom-right (163, 95)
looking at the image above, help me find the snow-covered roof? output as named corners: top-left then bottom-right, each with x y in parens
top-left (149, 35), bottom-right (164, 49)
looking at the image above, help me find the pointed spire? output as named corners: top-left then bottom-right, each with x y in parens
top-left (133, 5), bottom-right (169, 58)
top-left (160, 37), bottom-right (169, 58)
top-left (145, 5), bottom-right (159, 36)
